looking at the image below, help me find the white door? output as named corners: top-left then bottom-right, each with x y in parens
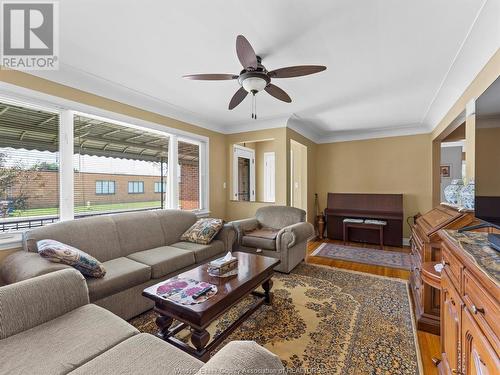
top-left (264, 152), bottom-right (275, 202)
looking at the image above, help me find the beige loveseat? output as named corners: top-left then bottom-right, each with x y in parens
top-left (0, 269), bottom-right (284, 375)
top-left (231, 206), bottom-right (314, 273)
top-left (0, 209), bottom-right (235, 319)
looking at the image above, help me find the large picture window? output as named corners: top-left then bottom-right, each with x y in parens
top-left (0, 97), bottom-right (209, 233)
top-left (74, 114), bottom-right (167, 215)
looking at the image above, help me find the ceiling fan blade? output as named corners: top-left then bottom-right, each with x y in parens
top-left (265, 84), bottom-right (292, 103)
top-left (228, 87), bottom-right (249, 110)
top-left (268, 65), bottom-right (326, 78)
top-left (236, 35), bottom-right (258, 70)
top-left (183, 74), bottom-right (238, 80)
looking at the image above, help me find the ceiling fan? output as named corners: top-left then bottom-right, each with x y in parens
top-left (183, 35), bottom-right (326, 119)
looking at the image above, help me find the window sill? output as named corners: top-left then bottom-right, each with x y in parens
top-left (0, 233), bottom-right (23, 251)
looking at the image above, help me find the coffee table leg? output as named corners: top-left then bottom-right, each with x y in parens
top-left (262, 278), bottom-right (274, 304)
top-left (156, 315), bottom-right (173, 338)
top-left (191, 328), bottom-right (210, 352)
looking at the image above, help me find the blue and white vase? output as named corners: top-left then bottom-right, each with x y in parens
top-left (460, 181), bottom-right (475, 210)
top-left (444, 179), bottom-right (464, 205)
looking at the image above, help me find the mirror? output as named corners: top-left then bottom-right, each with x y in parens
top-left (231, 140), bottom-right (275, 202)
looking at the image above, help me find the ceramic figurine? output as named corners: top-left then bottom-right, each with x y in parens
top-left (460, 180), bottom-right (475, 210)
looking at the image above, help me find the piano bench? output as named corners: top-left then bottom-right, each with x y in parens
top-left (343, 221), bottom-right (385, 250)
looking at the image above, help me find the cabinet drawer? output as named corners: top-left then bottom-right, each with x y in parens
top-left (463, 269), bottom-right (500, 342)
top-left (441, 244), bottom-right (461, 291)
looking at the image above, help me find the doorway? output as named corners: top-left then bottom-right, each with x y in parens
top-left (290, 140), bottom-right (307, 212)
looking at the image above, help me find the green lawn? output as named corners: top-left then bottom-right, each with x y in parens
top-left (10, 201), bottom-right (162, 218)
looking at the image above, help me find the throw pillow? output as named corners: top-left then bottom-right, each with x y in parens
top-left (180, 218), bottom-right (224, 245)
top-left (37, 239), bottom-right (106, 278)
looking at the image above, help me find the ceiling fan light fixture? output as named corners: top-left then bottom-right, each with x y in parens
top-left (242, 77), bottom-right (267, 93)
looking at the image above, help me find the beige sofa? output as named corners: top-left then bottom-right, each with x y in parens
top-left (0, 209), bottom-right (236, 319)
top-left (231, 206), bottom-right (314, 273)
top-left (0, 269), bottom-right (284, 375)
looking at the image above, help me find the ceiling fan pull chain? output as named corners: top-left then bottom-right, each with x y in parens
top-left (251, 94), bottom-right (254, 119)
top-left (255, 95), bottom-right (257, 119)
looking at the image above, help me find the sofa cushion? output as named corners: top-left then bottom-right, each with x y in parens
top-left (245, 228), bottom-right (279, 240)
top-left (0, 304), bottom-right (138, 375)
top-left (68, 333), bottom-right (203, 375)
top-left (127, 246), bottom-right (195, 279)
top-left (180, 218), bottom-right (224, 245)
top-left (255, 205), bottom-right (306, 229)
top-left (86, 257), bottom-right (151, 301)
top-left (241, 235), bottom-right (276, 251)
top-left (23, 215), bottom-right (122, 262)
top-left (170, 240), bottom-right (225, 263)
top-left (37, 239), bottom-right (106, 278)
top-left (155, 209), bottom-right (197, 245)
top-left (111, 211), bottom-right (166, 256)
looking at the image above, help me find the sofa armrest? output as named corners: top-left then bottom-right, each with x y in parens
top-left (196, 341), bottom-right (284, 374)
top-left (0, 268), bottom-right (89, 339)
top-left (214, 223), bottom-right (237, 251)
top-left (0, 251), bottom-right (71, 285)
top-left (230, 218), bottom-right (259, 244)
top-left (277, 222), bottom-right (315, 250)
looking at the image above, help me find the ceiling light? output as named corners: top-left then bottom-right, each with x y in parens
top-left (242, 77), bottom-right (267, 93)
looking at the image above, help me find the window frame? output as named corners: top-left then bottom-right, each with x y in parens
top-left (0, 88), bottom-right (210, 229)
top-left (154, 181), bottom-right (166, 193)
top-left (95, 180), bottom-right (116, 195)
top-left (128, 181), bottom-right (144, 194)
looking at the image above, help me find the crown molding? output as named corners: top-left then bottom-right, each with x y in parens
top-left (222, 115), bottom-right (289, 134)
top-left (285, 114), bottom-right (324, 143)
top-left (29, 63), bottom-right (229, 133)
top-left (315, 123), bottom-right (430, 143)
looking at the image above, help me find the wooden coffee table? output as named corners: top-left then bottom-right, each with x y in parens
top-left (142, 252), bottom-right (280, 361)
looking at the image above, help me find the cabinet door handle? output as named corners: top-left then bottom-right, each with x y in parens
top-left (471, 305), bottom-right (485, 314)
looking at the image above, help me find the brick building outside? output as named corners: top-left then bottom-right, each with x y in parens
top-left (4, 161), bottom-right (200, 213)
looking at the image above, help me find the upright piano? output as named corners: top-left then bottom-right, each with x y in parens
top-left (324, 193), bottom-right (404, 247)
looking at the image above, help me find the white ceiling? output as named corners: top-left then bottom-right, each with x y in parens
top-left (31, 0), bottom-right (500, 142)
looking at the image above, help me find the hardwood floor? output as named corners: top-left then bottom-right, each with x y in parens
top-left (306, 238), bottom-right (440, 375)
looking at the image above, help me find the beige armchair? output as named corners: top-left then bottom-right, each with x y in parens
top-left (230, 206), bottom-right (314, 273)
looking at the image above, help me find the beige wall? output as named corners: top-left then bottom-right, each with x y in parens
top-left (290, 140), bottom-right (308, 212)
top-left (465, 114), bottom-right (476, 181)
top-left (315, 133), bottom-right (433, 237)
top-left (0, 70), bottom-right (228, 220)
top-left (476, 120), bottom-right (500, 196)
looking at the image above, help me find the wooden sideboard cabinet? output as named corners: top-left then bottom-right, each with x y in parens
top-left (438, 230), bottom-right (499, 375)
top-left (409, 205), bottom-right (474, 334)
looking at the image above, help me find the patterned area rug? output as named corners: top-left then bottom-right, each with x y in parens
top-left (130, 263), bottom-right (421, 374)
top-left (311, 243), bottom-right (411, 270)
